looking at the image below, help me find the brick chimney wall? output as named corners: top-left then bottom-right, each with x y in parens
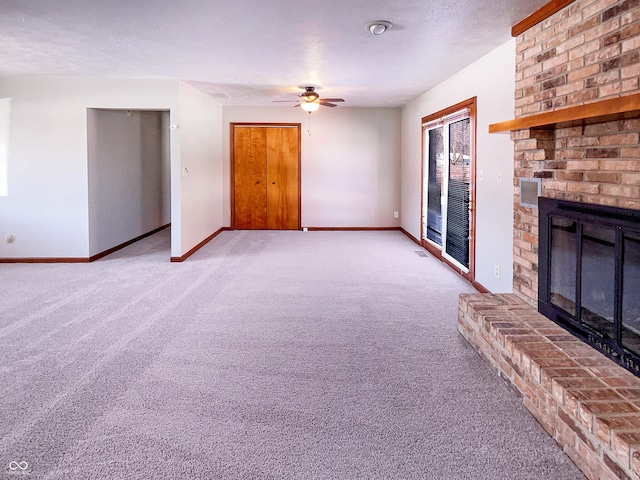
top-left (512, 0), bottom-right (640, 306)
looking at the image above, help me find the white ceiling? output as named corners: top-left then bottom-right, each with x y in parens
top-left (0, 0), bottom-right (549, 107)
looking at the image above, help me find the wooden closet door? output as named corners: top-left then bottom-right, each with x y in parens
top-left (233, 127), bottom-right (268, 229)
top-left (267, 127), bottom-right (299, 230)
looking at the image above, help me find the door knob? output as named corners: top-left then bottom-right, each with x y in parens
top-left (256, 181), bottom-right (260, 184)
top-left (272, 182), bottom-right (276, 184)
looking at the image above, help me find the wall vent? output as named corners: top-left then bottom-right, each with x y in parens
top-left (519, 178), bottom-right (541, 208)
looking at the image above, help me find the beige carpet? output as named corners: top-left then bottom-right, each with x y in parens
top-left (0, 230), bottom-right (584, 479)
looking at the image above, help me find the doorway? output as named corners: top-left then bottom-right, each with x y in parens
top-left (231, 124), bottom-right (301, 230)
top-left (87, 109), bottom-right (171, 258)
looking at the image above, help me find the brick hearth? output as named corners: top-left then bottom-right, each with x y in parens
top-left (459, 293), bottom-right (640, 480)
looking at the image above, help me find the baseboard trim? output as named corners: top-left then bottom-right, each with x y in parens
top-left (306, 227), bottom-right (400, 231)
top-left (171, 227), bottom-right (230, 262)
top-left (472, 281), bottom-right (491, 293)
top-left (0, 257), bottom-right (91, 264)
top-left (89, 223), bottom-right (171, 262)
top-left (399, 228), bottom-right (421, 246)
top-left (0, 224), bottom-right (171, 264)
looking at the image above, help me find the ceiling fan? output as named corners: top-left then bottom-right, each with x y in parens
top-left (274, 86), bottom-right (345, 113)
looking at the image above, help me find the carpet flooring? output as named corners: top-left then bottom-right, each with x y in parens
top-left (0, 230), bottom-right (584, 479)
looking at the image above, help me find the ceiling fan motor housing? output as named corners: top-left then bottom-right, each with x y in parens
top-left (301, 87), bottom-right (319, 102)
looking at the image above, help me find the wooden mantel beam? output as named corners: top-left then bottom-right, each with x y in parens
top-left (512, 0), bottom-right (576, 37)
top-left (489, 93), bottom-right (640, 133)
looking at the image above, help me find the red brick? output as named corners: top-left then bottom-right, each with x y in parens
top-left (586, 147), bottom-right (621, 158)
top-left (600, 184), bottom-right (640, 198)
top-left (619, 199), bottom-right (640, 209)
top-left (603, 452), bottom-right (632, 480)
top-left (595, 415), bottom-right (640, 447)
top-left (570, 15), bottom-right (602, 37)
top-left (622, 173), bottom-right (640, 185)
top-left (613, 431), bottom-right (640, 468)
top-left (632, 450), bottom-right (640, 478)
top-left (621, 62), bottom-right (640, 79)
top-left (600, 159), bottom-right (640, 170)
top-left (599, 132), bottom-right (640, 145)
top-left (568, 182), bottom-right (600, 193)
top-left (600, 81), bottom-right (624, 96)
top-left (567, 159), bottom-right (598, 170)
top-left (620, 148), bottom-right (640, 158)
top-left (583, 172), bottom-right (621, 183)
top-left (622, 77), bottom-right (639, 92)
top-left (568, 88), bottom-right (600, 104)
top-left (582, 120), bottom-right (621, 136)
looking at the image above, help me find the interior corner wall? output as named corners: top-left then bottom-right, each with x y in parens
top-left (221, 106), bottom-right (402, 228)
top-left (88, 109), bottom-right (170, 257)
top-left (400, 39), bottom-right (516, 292)
top-left (0, 77), bottom-right (179, 259)
top-left (174, 82), bottom-right (224, 258)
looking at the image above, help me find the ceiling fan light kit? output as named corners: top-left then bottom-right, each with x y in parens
top-left (368, 21), bottom-right (392, 36)
top-left (301, 101), bottom-right (320, 113)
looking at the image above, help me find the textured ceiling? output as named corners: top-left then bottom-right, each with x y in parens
top-left (0, 0), bottom-right (550, 107)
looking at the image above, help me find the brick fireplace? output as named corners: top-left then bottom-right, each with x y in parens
top-left (511, 0), bottom-right (640, 305)
top-left (459, 1), bottom-right (640, 479)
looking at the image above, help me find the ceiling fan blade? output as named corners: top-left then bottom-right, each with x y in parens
top-left (320, 102), bottom-right (337, 108)
top-left (321, 98), bottom-right (345, 102)
top-left (273, 100), bottom-right (299, 103)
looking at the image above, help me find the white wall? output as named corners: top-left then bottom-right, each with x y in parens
top-left (174, 82), bottom-right (224, 258)
top-left (0, 78), bottom-right (180, 258)
top-left (0, 77), bottom-right (224, 260)
top-left (222, 106), bottom-right (402, 228)
top-left (401, 40), bottom-right (516, 292)
top-left (87, 109), bottom-right (170, 256)
top-left (0, 98), bottom-right (9, 196)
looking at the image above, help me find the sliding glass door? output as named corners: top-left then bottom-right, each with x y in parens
top-left (422, 109), bottom-right (472, 273)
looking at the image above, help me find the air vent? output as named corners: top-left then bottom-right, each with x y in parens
top-left (414, 251), bottom-right (428, 257)
top-left (207, 92), bottom-right (230, 99)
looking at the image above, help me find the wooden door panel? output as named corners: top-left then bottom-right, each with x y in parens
top-left (234, 127), bottom-right (267, 229)
top-left (267, 128), bottom-right (299, 230)
top-left (248, 128), bottom-right (268, 229)
top-left (233, 127), bottom-right (252, 229)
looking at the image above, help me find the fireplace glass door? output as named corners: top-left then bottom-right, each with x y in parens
top-left (580, 224), bottom-right (616, 339)
top-left (623, 231), bottom-right (640, 352)
top-left (539, 197), bottom-right (640, 376)
top-left (549, 216), bottom-right (577, 315)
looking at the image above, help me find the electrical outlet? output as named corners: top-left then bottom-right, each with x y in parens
top-left (478, 170), bottom-right (484, 182)
top-left (394, 211), bottom-right (399, 219)
top-left (497, 170), bottom-right (503, 183)
top-left (182, 167), bottom-right (190, 176)
top-left (370, 210), bottom-right (375, 218)
top-left (494, 265), bottom-right (500, 278)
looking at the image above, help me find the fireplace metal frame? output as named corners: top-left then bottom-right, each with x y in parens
top-left (538, 197), bottom-right (640, 376)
